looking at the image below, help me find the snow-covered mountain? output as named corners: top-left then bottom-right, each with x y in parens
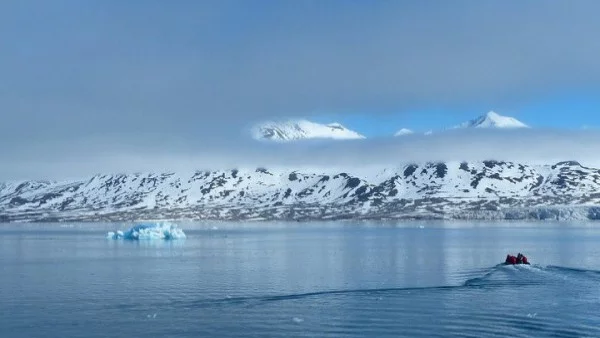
top-left (394, 128), bottom-right (414, 136)
top-left (3, 161), bottom-right (600, 222)
top-left (454, 111), bottom-right (529, 129)
top-left (251, 111), bottom-right (527, 141)
top-left (390, 111), bottom-right (527, 137)
top-left (252, 120), bottom-right (365, 141)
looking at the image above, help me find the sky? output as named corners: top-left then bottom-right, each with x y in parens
top-left (3, 1), bottom-right (600, 180)
top-left (314, 93), bottom-right (600, 137)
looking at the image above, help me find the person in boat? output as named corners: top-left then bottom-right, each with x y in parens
top-left (505, 253), bottom-right (529, 265)
top-left (505, 254), bottom-right (517, 265)
top-left (517, 253), bottom-right (530, 264)
top-left (517, 253), bottom-right (523, 264)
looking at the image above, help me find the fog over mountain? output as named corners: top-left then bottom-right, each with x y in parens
top-left (3, 2), bottom-right (600, 181)
top-left (3, 128), bottom-right (600, 182)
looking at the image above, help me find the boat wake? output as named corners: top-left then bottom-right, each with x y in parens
top-left (465, 264), bottom-right (600, 288)
top-left (108, 263), bottom-right (600, 336)
top-left (184, 264), bottom-right (600, 308)
top-left (111, 263), bottom-right (600, 313)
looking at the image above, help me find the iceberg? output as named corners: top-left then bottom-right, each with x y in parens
top-left (107, 222), bottom-right (186, 240)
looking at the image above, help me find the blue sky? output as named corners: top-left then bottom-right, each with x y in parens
top-left (313, 92), bottom-right (600, 137)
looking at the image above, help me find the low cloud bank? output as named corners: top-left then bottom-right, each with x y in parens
top-left (3, 129), bottom-right (600, 181)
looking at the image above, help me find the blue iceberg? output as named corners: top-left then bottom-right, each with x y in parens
top-left (107, 222), bottom-right (186, 240)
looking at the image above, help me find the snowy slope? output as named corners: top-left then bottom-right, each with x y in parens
top-left (252, 120), bottom-right (365, 141)
top-left (390, 111), bottom-right (528, 136)
top-left (454, 111), bottom-right (529, 129)
top-left (394, 128), bottom-right (414, 136)
top-left (3, 161), bottom-right (600, 222)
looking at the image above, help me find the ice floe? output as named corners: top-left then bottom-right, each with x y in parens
top-left (107, 222), bottom-right (186, 240)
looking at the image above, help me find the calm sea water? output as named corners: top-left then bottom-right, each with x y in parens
top-left (2, 221), bottom-right (600, 337)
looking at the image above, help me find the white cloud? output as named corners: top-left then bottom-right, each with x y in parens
top-left (5, 129), bottom-right (600, 180)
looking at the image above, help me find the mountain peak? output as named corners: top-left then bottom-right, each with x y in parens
top-left (456, 111), bottom-right (529, 129)
top-left (394, 128), bottom-right (414, 136)
top-left (252, 120), bottom-right (365, 141)
top-left (485, 111), bottom-right (501, 118)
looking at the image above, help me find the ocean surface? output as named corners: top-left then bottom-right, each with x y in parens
top-left (2, 221), bottom-right (600, 337)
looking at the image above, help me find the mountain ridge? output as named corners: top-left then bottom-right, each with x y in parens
top-left (3, 160), bottom-right (600, 222)
top-left (252, 120), bottom-right (365, 141)
top-left (391, 111), bottom-right (528, 136)
top-left (252, 111), bottom-right (529, 140)
top-left (453, 111), bottom-right (529, 129)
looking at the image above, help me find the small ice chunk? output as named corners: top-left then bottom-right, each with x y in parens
top-left (106, 230), bottom-right (125, 239)
top-left (292, 317), bottom-right (304, 323)
top-left (107, 222), bottom-right (186, 240)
